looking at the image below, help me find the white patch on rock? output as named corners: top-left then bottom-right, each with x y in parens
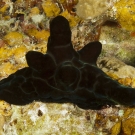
top-left (118, 110), bottom-right (124, 117)
top-left (27, 103), bottom-right (48, 124)
top-left (60, 109), bottom-right (68, 116)
top-left (31, 14), bottom-right (44, 24)
top-left (0, 18), bottom-right (15, 27)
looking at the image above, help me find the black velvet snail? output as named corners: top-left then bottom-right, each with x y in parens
top-left (0, 16), bottom-right (135, 110)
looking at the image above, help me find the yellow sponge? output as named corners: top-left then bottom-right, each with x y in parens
top-left (115, 0), bottom-right (135, 31)
top-left (27, 29), bottom-right (50, 43)
top-left (4, 32), bottom-right (23, 46)
top-left (42, 0), bottom-right (60, 17)
top-left (61, 10), bottom-right (80, 27)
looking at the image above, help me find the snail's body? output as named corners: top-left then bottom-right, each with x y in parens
top-left (0, 16), bottom-right (135, 110)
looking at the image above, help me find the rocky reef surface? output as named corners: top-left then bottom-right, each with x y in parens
top-left (2, 58), bottom-right (135, 135)
top-left (0, 0), bottom-right (135, 135)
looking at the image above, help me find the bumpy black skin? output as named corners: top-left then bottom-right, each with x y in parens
top-left (0, 16), bottom-right (135, 110)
